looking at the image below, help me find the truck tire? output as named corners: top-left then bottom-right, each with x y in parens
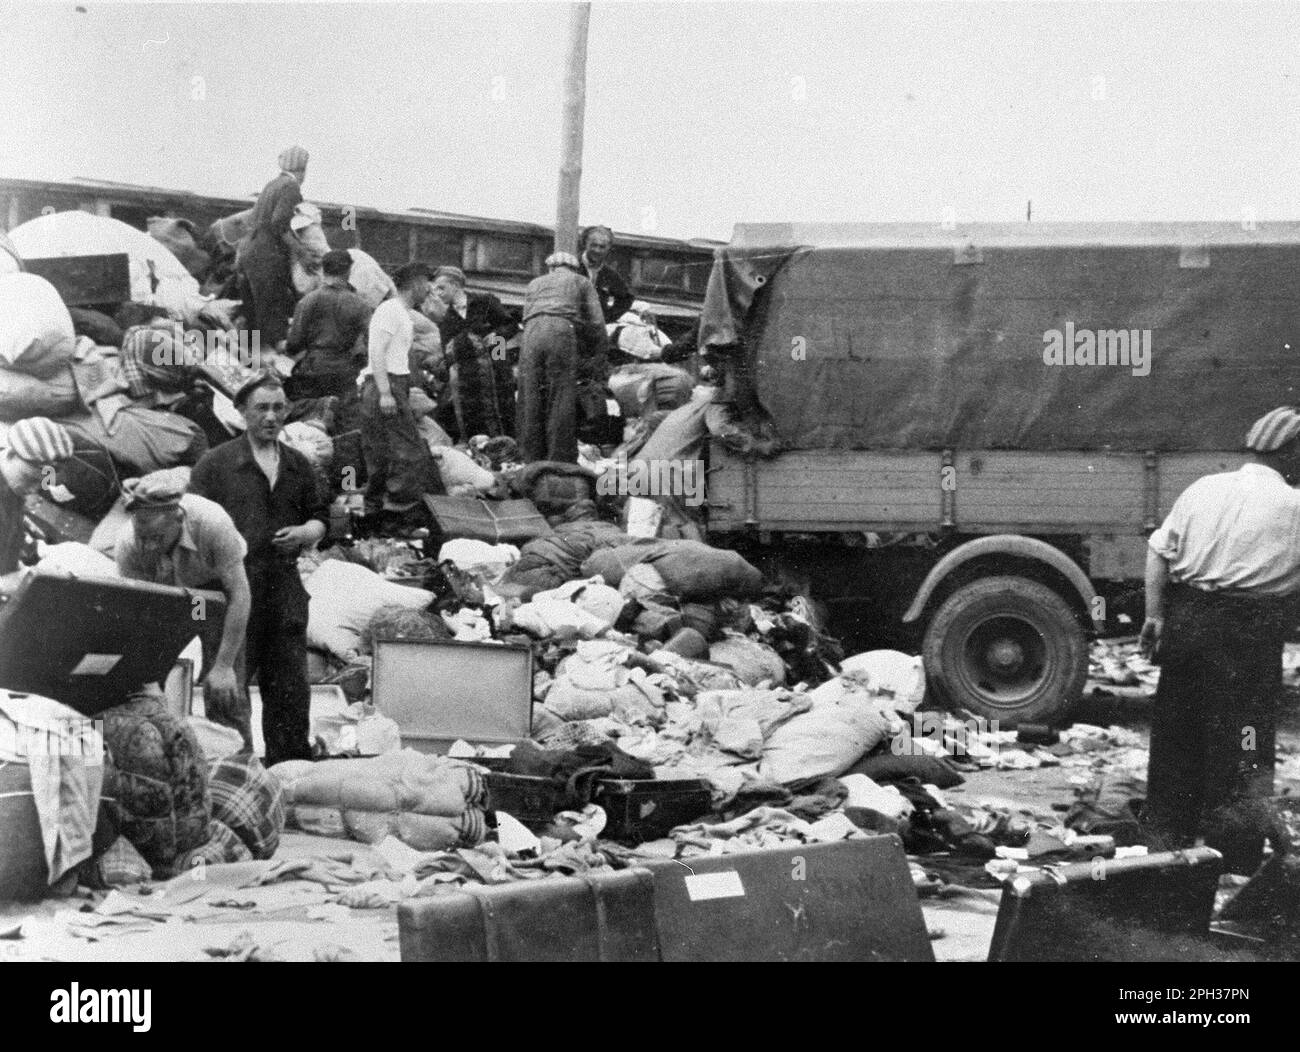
top-left (921, 575), bottom-right (1087, 727)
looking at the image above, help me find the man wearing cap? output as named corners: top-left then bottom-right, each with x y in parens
top-left (518, 252), bottom-right (607, 463)
top-left (238, 145), bottom-right (310, 348)
top-left (285, 249), bottom-right (372, 400)
top-left (0, 418), bottom-right (76, 593)
top-left (357, 262), bottom-right (442, 515)
top-left (189, 372), bottom-right (328, 765)
top-left (429, 266), bottom-right (519, 441)
top-left (1139, 405), bottom-right (1300, 873)
top-left (580, 226), bottom-right (633, 324)
top-left (115, 470), bottom-right (253, 747)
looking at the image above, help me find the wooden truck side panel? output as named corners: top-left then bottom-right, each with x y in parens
top-left (707, 443), bottom-right (1239, 562)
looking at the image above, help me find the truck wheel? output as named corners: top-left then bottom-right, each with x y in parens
top-left (921, 575), bottom-right (1087, 727)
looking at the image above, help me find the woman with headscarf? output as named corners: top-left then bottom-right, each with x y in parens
top-left (237, 145), bottom-right (309, 348)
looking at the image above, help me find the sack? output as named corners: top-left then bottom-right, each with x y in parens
top-left (0, 364), bottom-right (79, 422)
top-left (547, 642), bottom-right (665, 723)
top-left (68, 308), bottom-right (124, 348)
top-left (758, 694), bottom-right (896, 784)
top-left (510, 598), bottom-right (610, 641)
top-left (0, 273), bottom-right (76, 377)
top-left (147, 216), bottom-right (210, 280)
top-left (60, 406), bottom-right (208, 477)
top-left (305, 559), bottom-right (435, 662)
top-left (513, 461), bottom-right (598, 518)
top-left (649, 541), bottom-right (764, 601)
top-left (35, 542), bottom-right (119, 578)
top-left (346, 248), bottom-right (398, 309)
top-left (207, 755), bottom-right (285, 859)
top-left (709, 633), bottom-right (788, 687)
top-left (533, 577), bottom-right (626, 629)
top-left (431, 446), bottom-right (497, 494)
top-left (100, 696), bottom-right (212, 871)
top-left (437, 538), bottom-right (519, 582)
top-left (838, 650), bottom-right (926, 712)
top-left (311, 702), bottom-right (403, 756)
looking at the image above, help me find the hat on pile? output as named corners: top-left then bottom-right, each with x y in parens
top-left (4, 418), bottom-right (74, 464)
top-left (1245, 406), bottom-right (1300, 452)
top-left (278, 145), bottom-right (309, 171)
top-left (122, 469), bottom-right (189, 512)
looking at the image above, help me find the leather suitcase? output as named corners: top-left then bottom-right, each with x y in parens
top-left (398, 868), bottom-right (661, 962)
top-left (644, 838), bottom-right (935, 962)
top-left (423, 495), bottom-right (554, 544)
top-left (987, 846), bottom-right (1223, 962)
top-left (0, 573), bottom-right (226, 716)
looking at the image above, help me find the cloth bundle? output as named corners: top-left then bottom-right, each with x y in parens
top-left (708, 633), bottom-right (788, 687)
top-left (581, 539), bottom-right (764, 602)
top-left (270, 750), bottom-right (488, 852)
top-left (543, 640), bottom-right (667, 723)
top-left (496, 520), bottom-right (630, 596)
top-left (100, 696), bottom-right (212, 872)
top-left (305, 559), bottom-right (436, 662)
top-left (206, 755), bottom-right (285, 859)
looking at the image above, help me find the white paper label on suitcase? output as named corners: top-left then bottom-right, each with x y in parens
top-left (70, 654), bottom-right (122, 676)
top-left (684, 871), bottom-right (745, 901)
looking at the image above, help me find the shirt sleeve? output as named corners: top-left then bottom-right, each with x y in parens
top-left (1148, 494), bottom-right (1189, 561)
top-left (285, 294), bottom-right (311, 355)
top-left (188, 454), bottom-right (218, 504)
top-left (199, 506), bottom-right (249, 574)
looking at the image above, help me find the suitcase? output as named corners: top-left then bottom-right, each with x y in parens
top-left (398, 868), bottom-right (661, 962)
top-left (0, 573), bottom-right (226, 716)
top-left (987, 846), bottom-right (1223, 962)
top-left (423, 495), bottom-right (554, 544)
top-left (593, 777), bottom-right (713, 843)
top-left (644, 838), bottom-right (935, 962)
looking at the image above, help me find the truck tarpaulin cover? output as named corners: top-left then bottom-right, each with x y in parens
top-left (698, 223), bottom-right (1300, 452)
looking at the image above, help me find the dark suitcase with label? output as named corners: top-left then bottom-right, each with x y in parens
top-left (644, 838), bottom-right (934, 962)
top-left (398, 868), bottom-right (661, 962)
top-left (987, 846), bottom-right (1223, 962)
top-left (0, 573), bottom-right (226, 716)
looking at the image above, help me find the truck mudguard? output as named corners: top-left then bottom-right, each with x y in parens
top-left (901, 534), bottom-right (1100, 626)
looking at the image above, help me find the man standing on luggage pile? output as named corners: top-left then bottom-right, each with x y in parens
top-left (285, 249), bottom-right (372, 401)
top-left (1139, 405), bottom-right (1300, 874)
top-left (518, 252), bottom-right (607, 464)
top-left (0, 418), bottom-right (77, 593)
top-left (114, 469), bottom-right (252, 748)
top-left (189, 372), bottom-right (328, 766)
top-left (357, 262), bottom-right (443, 515)
top-left (238, 145), bottom-right (310, 348)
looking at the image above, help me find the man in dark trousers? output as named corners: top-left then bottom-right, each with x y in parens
top-left (237, 145), bottom-right (310, 348)
top-left (285, 249), bottom-right (372, 400)
top-left (1139, 405), bottom-right (1300, 873)
top-left (429, 265), bottom-right (519, 440)
top-left (580, 225), bottom-right (633, 323)
top-left (518, 252), bottom-right (607, 463)
top-left (189, 372), bottom-right (328, 766)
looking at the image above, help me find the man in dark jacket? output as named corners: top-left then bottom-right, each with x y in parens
top-left (286, 249), bottom-right (372, 399)
top-left (430, 266), bottom-right (520, 440)
top-left (237, 145), bottom-right (309, 347)
top-left (189, 372), bottom-right (328, 766)
top-left (580, 225), bottom-right (633, 323)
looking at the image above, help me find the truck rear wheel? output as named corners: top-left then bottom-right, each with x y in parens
top-left (921, 575), bottom-right (1087, 727)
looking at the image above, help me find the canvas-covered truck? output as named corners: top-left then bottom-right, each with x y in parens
top-left (697, 221), bottom-right (1300, 726)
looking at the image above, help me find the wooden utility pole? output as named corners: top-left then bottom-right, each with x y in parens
top-left (555, 2), bottom-right (591, 257)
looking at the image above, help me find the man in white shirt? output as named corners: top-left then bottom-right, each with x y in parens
top-left (1139, 405), bottom-right (1300, 873)
top-left (358, 263), bottom-right (441, 516)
